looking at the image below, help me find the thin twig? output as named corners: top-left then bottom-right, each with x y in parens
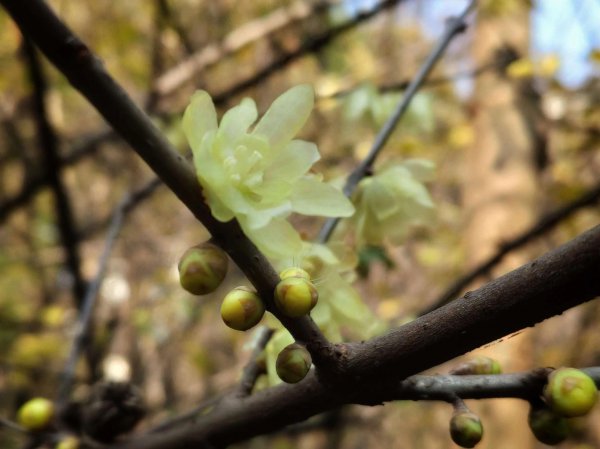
top-left (154, 0), bottom-right (335, 97)
top-left (318, 0), bottom-right (476, 242)
top-left (234, 327), bottom-right (275, 397)
top-left (421, 181), bottom-right (600, 315)
top-left (0, 417), bottom-right (26, 433)
top-left (21, 37), bottom-right (87, 307)
top-left (145, 327), bottom-right (274, 434)
top-left (57, 194), bottom-right (129, 404)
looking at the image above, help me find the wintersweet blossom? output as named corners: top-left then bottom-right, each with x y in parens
top-left (352, 159), bottom-right (436, 246)
top-left (182, 85), bottom-right (354, 258)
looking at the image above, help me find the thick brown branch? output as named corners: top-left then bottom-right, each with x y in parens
top-left (423, 180), bottom-right (600, 314)
top-left (102, 225), bottom-right (600, 449)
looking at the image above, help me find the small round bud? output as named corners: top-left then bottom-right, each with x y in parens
top-left (279, 267), bottom-right (310, 281)
top-left (221, 287), bottom-right (265, 331)
top-left (274, 277), bottom-right (318, 317)
top-left (178, 243), bottom-right (228, 295)
top-left (276, 343), bottom-right (312, 383)
top-left (17, 397), bottom-right (55, 431)
top-left (450, 411), bottom-right (483, 448)
top-left (543, 368), bottom-right (598, 417)
top-left (528, 404), bottom-right (568, 445)
top-left (55, 436), bottom-right (80, 449)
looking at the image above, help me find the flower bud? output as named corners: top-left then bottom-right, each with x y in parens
top-left (221, 287), bottom-right (265, 331)
top-left (279, 267), bottom-right (310, 281)
top-left (17, 397), bottom-right (55, 431)
top-left (450, 411), bottom-right (483, 448)
top-left (528, 404), bottom-right (568, 445)
top-left (55, 436), bottom-right (80, 449)
top-left (178, 242), bottom-right (228, 295)
top-left (274, 277), bottom-right (318, 317)
top-left (543, 368), bottom-right (598, 417)
top-left (276, 343), bottom-right (312, 383)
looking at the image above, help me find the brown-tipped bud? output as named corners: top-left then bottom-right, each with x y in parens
top-left (274, 277), bottom-right (318, 318)
top-left (220, 287), bottom-right (265, 331)
top-left (279, 267), bottom-right (311, 281)
top-left (450, 411), bottom-right (483, 448)
top-left (16, 397), bottom-right (55, 432)
top-left (451, 357), bottom-right (502, 375)
top-left (543, 368), bottom-right (598, 417)
top-left (178, 242), bottom-right (228, 295)
top-left (528, 403), bottom-right (569, 445)
top-left (276, 343), bottom-right (312, 384)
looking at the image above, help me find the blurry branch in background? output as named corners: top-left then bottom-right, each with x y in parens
top-left (422, 180), bottom-right (600, 315)
top-left (234, 327), bottom-right (274, 398)
top-left (21, 37), bottom-right (87, 309)
top-left (320, 61), bottom-right (499, 100)
top-left (211, 0), bottom-right (406, 104)
top-left (153, 0), bottom-right (336, 97)
top-left (318, 0), bottom-right (476, 243)
top-left (0, 417), bottom-right (26, 434)
top-left (155, 0), bottom-right (194, 56)
top-left (147, 327), bottom-right (274, 434)
top-left (57, 194), bottom-right (130, 405)
top-left (0, 129), bottom-right (116, 224)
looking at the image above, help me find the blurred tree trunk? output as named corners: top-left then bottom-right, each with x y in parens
top-left (464, 4), bottom-right (537, 449)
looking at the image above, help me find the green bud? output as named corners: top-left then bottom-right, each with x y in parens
top-left (220, 287), bottom-right (265, 331)
top-left (528, 404), bottom-right (569, 445)
top-left (16, 397), bottom-right (55, 432)
top-left (274, 277), bottom-right (318, 318)
top-left (55, 436), bottom-right (80, 449)
top-left (543, 368), bottom-right (598, 417)
top-left (276, 343), bottom-right (312, 383)
top-left (178, 243), bottom-right (228, 295)
top-left (279, 267), bottom-right (310, 281)
top-left (450, 411), bottom-right (483, 448)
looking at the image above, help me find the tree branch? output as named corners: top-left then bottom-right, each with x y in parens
top-left (57, 194), bottom-right (129, 405)
top-left (0, 0), bottom-right (337, 368)
top-left (318, 0), bottom-right (476, 242)
top-left (153, 0), bottom-right (335, 97)
top-left (99, 224), bottom-right (600, 449)
top-left (422, 180), bottom-right (600, 315)
top-left (21, 36), bottom-right (87, 307)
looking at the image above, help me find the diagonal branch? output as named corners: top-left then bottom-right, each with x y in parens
top-left (318, 0), bottom-right (476, 242)
top-left (153, 0), bottom-right (335, 97)
top-left (422, 180), bottom-right (600, 315)
top-left (0, 0), bottom-right (337, 368)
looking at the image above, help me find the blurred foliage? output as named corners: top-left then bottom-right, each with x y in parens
top-left (0, 0), bottom-right (599, 448)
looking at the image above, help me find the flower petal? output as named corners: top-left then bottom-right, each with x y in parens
top-left (182, 90), bottom-right (218, 151)
top-left (252, 84), bottom-right (314, 150)
top-left (217, 97), bottom-right (257, 149)
top-left (239, 217), bottom-right (303, 259)
top-left (291, 177), bottom-right (355, 217)
top-left (267, 140), bottom-right (320, 182)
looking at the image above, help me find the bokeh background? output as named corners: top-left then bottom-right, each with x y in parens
top-left (0, 0), bottom-right (599, 448)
